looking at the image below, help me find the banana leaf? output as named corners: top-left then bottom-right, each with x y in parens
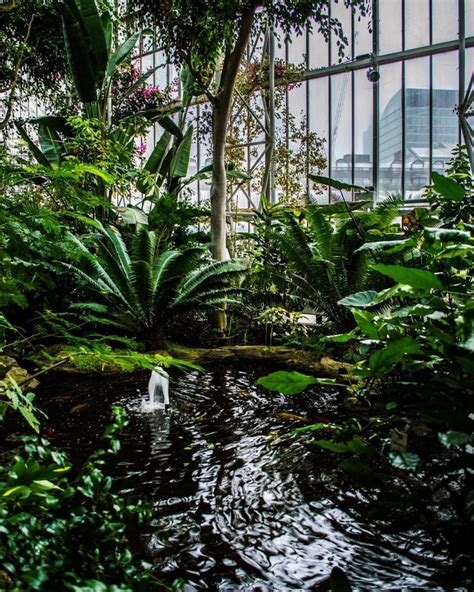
top-left (106, 33), bottom-right (139, 78)
top-left (308, 173), bottom-right (370, 193)
top-left (15, 123), bottom-right (52, 168)
top-left (38, 123), bottom-right (63, 165)
top-left (60, 1), bottom-right (97, 103)
top-left (137, 130), bottom-right (171, 193)
top-left (157, 115), bottom-right (183, 139)
top-left (170, 125), bottom-right (193, 179)
top-left (78, 0), bottom-right (108, 85)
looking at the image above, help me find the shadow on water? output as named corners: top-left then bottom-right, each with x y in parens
top-left (10, 366), bottom-right (466, 591)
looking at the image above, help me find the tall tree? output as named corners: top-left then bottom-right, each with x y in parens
top-left (129, 0), bottom-right (370, 263)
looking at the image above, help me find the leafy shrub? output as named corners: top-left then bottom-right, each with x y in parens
top-left (64, 224), bottom-right (247, 348)
top-left (0, 407), bottom-right (175, 591)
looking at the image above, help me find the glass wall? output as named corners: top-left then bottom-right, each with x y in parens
top-left (137, 0), bottom-right (473, 206)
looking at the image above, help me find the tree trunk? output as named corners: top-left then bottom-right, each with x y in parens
top-left (207, 3), bottom-right (258, 333)
top-left (209, 1), bottom-right (259, 264)
top-left (210, 101), bottom-right (229, 262)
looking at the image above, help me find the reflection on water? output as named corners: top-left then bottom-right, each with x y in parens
top-left (35, 368), bottom-right (460, 591)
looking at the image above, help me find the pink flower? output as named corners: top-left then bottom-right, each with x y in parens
top-left (143, 86), bottom-right (162, 101)
top-left (136, 141), bottom-right (147, 156)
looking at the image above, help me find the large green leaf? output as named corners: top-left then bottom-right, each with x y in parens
top-left (352, 309), bottom-right (379, 339)
top-left (424, 227), bottom-right (471, 242)
top-left (318, 200), bottom-right (371, 214)
top-left (101, 12), bottom-right (113, 56)
top-left (122, 67), bottom-right (158, 100)
top-left (78, 0), bottom-right (108, 85)
top-left (228, 169), bottom-right (252, 180)
top-left (367, 336), bottom-right (421, 376)
top-left (15, 123), bottom-right (52, 168)
top-left (117, 206), bottom-right (148, 225)
top-left (170, 126), bottom-right (193, 179)
top-left (106, 33), bottom-right (139, 78)
top-left (180, 63), bottom-right (196, 107)
top-left (308, 173), bottom-right (370, 193)
top-left (256, 370), bottom-right (336, 395)
top-left (60, 1), bottom-right (97, 103)
top-left (371, 264), bottom-right (444, 290)
top-left (338, 290), bottom-right (378, 308)
top-left (431, 171), bottom-right (465, 201)
top-left (355, 239), bottom-right (414, 254)
top-left (157, 115), bottom-right (183, 139)
top-left (75, 163), bottom-right (114, 184)
top-left (313, 439), bottom-right (349, 453)
top-left (38, 123), bottom-right (63, 165)
top-left (137, 130), bottom-right (171, 193)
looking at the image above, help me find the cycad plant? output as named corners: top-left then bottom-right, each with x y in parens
top-left (271, 197), bottom-right (401, 332)
top-left (65, 224), bottom-right (247, 348)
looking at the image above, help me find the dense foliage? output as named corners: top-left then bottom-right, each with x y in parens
top-left (64, 223), bottom-right (247, 348)
top-left (0, 0), bottom-right (70, 131)
top-left (257, 151), bottom-right (474, 563)
top-left (1, 0), bottom-right (473, 587)
top-left (0, 407), bottom-right (176, 591)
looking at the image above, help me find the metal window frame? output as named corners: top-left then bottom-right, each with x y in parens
top-left (133, 1), bottom-right (472, 209)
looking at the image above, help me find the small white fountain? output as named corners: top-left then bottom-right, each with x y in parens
top-left (142, 367), bottom-right (170, 412)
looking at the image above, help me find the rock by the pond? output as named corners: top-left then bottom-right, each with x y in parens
top-left (46, 345), bottom-right (353, 381)
top-left (0, 355), bottom-right (40, 390)
top-left (167, 345), bottom-right (353, 379)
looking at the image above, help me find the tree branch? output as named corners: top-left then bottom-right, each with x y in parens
top-left (217, 1), bottom-right (259, 103)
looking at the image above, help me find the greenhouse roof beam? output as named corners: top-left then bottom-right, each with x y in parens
top-left (303, 36), bottom-right (474, 82)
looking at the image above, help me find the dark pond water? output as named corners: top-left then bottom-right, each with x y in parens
top-left (4, 366), bottom-right (467, 591)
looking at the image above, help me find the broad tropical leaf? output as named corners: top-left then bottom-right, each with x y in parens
top-left (106, 33), bottom-right (139, 78)
top-left (371, 264), bottom-right (444, 291)
top-left (60, 0), bottom-right (97, 103)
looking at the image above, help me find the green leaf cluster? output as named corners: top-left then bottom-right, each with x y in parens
top-left (0, 407), bottom-right (174, 590)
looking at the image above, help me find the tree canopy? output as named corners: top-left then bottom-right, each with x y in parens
top-left (129, 0), bottom-right (370, 95)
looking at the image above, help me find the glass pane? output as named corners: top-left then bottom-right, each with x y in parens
top-left (330, 72), bottom-right (352, 196)
top-left (141, 52), bottom-right (153, 74)
top-left (308, 78), bottom-right (329, 203)
top-left (379, 62), bottom-right (402, 196)
top-left (354, 9), bottom-right (372, 58)
top-left (274, 25), bottom-right (287, 61)
top-left (330, 2), bottom-right (353, 65)
top-left (467, 48), bottom-right (474, 92)
top-left (354, 70), bottom-right (373, 189)
top-left (379, 0), bottom-right (402, 54)
top-left (153, 51), bottom-right (168, 89)
top-left (432, 0), bottom-right (458, 43)
top-left (467, 0), bottom-right (474, 37)
top-left (405, 0), bottom-right (430, 50)
top-left (288, 31), bottom-right (307, 67)
top-left (405, 58), bottom-right (430, 199)
top-left (308, 13), bottom-right (330, 69)
top-left (288, 82), bottom-right (306, 128)
top-left (432, 52), bottom-right (459, 173)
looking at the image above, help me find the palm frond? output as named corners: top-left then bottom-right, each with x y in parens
top-left (131, 228), bottom-right (156, 264)
top-left (176, 259), bottom-right (247, 303)
top-left (306, 205), bottom-right (334, 259)
top-left (130, 260), bottom-right (154, 323)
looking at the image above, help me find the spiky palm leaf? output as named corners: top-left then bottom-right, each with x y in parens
top-left (269, 198), bottom-right (401, 332)
top-left (65, 226), bottom-right (246, 345)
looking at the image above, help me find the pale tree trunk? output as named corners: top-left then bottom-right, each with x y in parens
top-left (210, 102), bottom-right (229, 262)
top-left (210, 2), bottom-right (259, 263)
top-left (208, 3), bottom-right (258, 333)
